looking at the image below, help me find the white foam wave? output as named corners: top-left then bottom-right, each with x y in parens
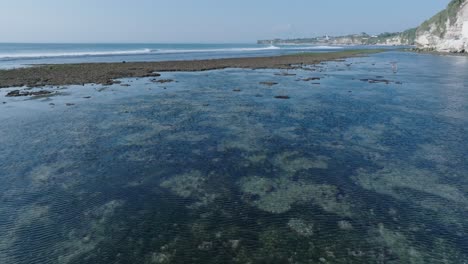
top-left (0, 45), bottom-right (343, 60)
top-left (283, 45), bottom-right (344, 50)
top-left (152, 45), bottom-right (280, 54)
top-left (0, 49), bottom-right (153, 59)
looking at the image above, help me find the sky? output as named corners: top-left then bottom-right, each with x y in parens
top-left (0, 0), bottom-right (451, 43)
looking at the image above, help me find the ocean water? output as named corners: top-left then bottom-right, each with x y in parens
top-left (0, 51), bottom-right (467, 263)
top-left (0, 43), bottom-right (396, 69)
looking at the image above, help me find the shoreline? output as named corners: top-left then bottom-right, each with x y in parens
top-left (408, 48), bottom-right (468, 57)
top-left (0, 50), bottom-right (385, 88)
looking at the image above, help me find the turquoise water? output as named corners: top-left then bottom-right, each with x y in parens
top-left (0, 43), bottom-right (397, 69)
top-left (0, 51), bottom-right (467, 263)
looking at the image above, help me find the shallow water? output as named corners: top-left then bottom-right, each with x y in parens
top-left (0, 51), bottom-right (467, 263)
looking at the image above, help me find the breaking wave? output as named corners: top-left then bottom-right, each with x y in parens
top-left (0, 45), bottom-right (343, 60)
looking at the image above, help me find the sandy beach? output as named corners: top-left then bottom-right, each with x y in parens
top-left (0, 49), bottom-right (384, 88)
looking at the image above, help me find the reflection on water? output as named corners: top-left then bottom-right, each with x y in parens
top-left (0, 52), bottom-right (467, 263)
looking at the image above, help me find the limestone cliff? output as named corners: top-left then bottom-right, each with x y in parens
top-left (258, 0), bottom-right (468, 53)
top-left (414, 0), bottom-right (468, 52)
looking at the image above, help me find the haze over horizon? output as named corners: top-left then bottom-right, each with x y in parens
top-left (0, 0), bottom-right (451, 43)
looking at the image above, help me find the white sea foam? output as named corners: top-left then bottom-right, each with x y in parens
top-left (153, 45), bottom-right (342, 54)
top-left (0, 49), bottom-right (153, 59)
top-left (283, 45), bottom-right (344, 50)
top-left (0, 45), bottom-right (343, 60)
top-left (152, 45), bottom-right (281, 54)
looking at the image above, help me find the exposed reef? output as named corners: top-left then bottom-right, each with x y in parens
top-left (6, 89), bottom-right (53, 97)
top-left (0, 50), bottom-right (384, 88)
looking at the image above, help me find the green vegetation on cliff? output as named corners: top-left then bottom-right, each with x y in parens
top-left (400, 28), bottom-right (418, 44)
top-left (418, 0), bottom-right (465, 37)
top-left (258, 0), bottom-right (466, 47)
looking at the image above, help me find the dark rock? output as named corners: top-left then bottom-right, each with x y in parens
top-left (274, 95), bottom-right (290, 99)
top-left (6, 90), bottom-right (53, 97)
top-left (5, 90), bottom-right (20, 97)
top-left (368, 79), bottom-right (390, 84)
top-left (153, 79), bottom-right (174, 84)
top-left (360, 78), bottom-right (392, 84)
top-left (260, 81), bottom-right (278, 86)
top-left (105, 80), bottom-right (121, 85)
top-left (301, 77), bottom-right (321, 81)
top-left (274, 72), bottom-right (296, 76)
top-left (242, 193), bottom-right (260, 202)
top-left (142, 73), bottom-right (161, 77)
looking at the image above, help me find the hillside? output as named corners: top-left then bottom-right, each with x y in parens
top-left (414, 0), bottom-right (467, 52)
top-left (257, 31), bottom-right (415, 46)
top-left (259, 0), bottom-right (468, 53)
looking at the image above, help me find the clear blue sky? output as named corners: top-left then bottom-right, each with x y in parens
top-left (0, 0), bottom-right (451, 43)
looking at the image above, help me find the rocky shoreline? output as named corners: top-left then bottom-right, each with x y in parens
top-left (0, 50), bottom-right (384, 89)
top-left (410, 48), bottom-right (468, 56)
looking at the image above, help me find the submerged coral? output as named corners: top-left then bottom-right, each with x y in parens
top-left (354, 165), bottom-right (468, 206)
top-left (58, 200), bottom-right (125, 264)
top-left (338, 220), bottom-right (354, 231)
top-left (160, 171), bottom-right (206, 198)
top-left (0, 204), bottom-right (50, 263)
top-left (288, 218), bottom-right (314, 237)
top-left (160, 171), bottom-right (219, 208)
top-left (273, 151), bottom-right (329, 174)
top-left (239, 176), bottom-right (352, 215)
top-left (369, 223), bottom-right (425, 264)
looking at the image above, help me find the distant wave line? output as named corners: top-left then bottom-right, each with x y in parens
top-left (153, 45), bottom-right (343, 53)
top-left (150, 45), bottom-right (281, 54)
top-left (0, 45), bottom-right (343, 60)
top-left (283, 45), bottom-right (344, 50)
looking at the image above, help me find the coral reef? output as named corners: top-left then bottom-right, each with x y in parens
top-left (160, 171), bottom-right (219, 208)
top-left (354, 165), bottom-right (467, 206)
top-left (288, 218), bottom-right (314, 237)
top-left (239, 176), bottom-right (352, 215)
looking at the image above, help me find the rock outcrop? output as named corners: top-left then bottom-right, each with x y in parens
top-left (414, 0), bottom-right (468, 52)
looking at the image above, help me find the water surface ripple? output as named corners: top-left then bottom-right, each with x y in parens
top-left (0, 52), bottom-right (467, 263)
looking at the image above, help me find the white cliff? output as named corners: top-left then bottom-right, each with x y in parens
top-left (415, 0), bottom-right (468, 52)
